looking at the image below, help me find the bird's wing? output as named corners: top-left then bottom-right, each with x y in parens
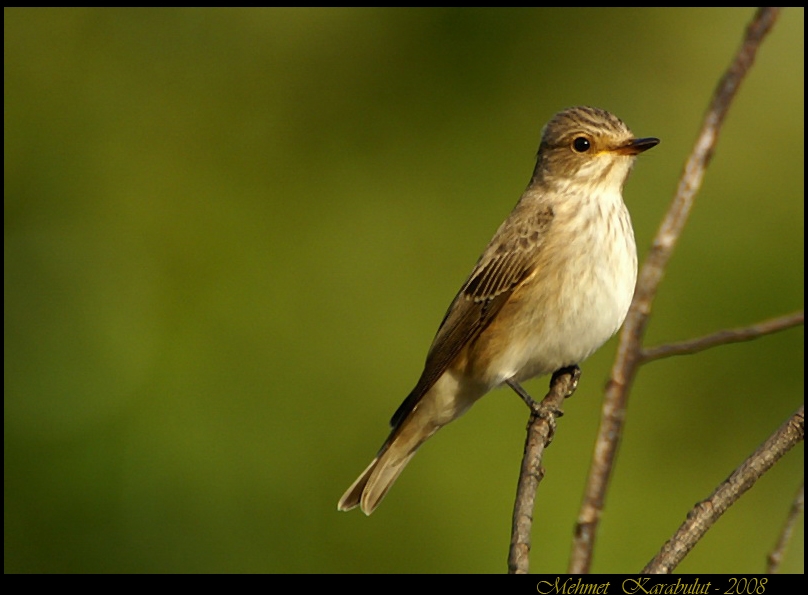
top-left (389, 204), bottom-right (553, 429)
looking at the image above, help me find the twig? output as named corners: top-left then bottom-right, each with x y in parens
top-left (507, 366), bottom-right (580, 574)
top-left (642, 406), bottom-right (804, 574)
top-left (640, 311), bottom-right (804, 363)
top-left (766, 481), bottom-right (804, 574)
top-left (568, 7), bottom-right (782, 574)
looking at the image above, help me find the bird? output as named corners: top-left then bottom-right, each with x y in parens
top-left (338, 106), bottom-right (659, 515)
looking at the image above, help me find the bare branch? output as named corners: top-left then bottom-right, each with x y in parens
top-left (767, 481), bottom-right (804, 574)
top-left (508, 367), bottom-right (580, 574)
top-left (640, 311), bottom-right (804, 363)
top-left (642, 406), bottom-right (804, 574)
top-left (569, 7), bottom-right (783, 574)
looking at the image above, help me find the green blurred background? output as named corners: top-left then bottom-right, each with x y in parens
top-left (4, 8), bottom-right (803, 573)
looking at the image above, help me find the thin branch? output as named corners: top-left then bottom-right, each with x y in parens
top-left (766, 481), bottom-right (804, 574)
top-left (569, 7), bottom-right (782, 574)
top-left (642, 406), bottom-right (804, 574)
top-left (508, 366), bottom-right (580, 574)
top-left (640, 311), bottom-right (804, 363)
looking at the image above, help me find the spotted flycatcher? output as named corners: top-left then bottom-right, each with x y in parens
top-left (339, 106), bottom-right (659, 515)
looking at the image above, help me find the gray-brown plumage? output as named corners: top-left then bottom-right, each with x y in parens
top-left (339, 106), bottom-right (658, 514)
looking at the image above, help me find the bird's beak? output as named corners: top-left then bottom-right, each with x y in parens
top-left (615, 137), bottom-right (660, 156)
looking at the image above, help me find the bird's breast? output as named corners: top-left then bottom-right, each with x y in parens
top-left (469, 194), bottom-right (637, 387)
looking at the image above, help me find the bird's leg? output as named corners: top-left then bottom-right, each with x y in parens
top-left (507, 365), bottom-right (582, 418)
top-left (551, 365), bottom-right (581, 398)
top-left (508, 365), bottom-right (581, 444)
top-left (506, 379), bottom-right (541, 414)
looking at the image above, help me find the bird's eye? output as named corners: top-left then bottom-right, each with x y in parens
top-left (572, 137), bottom-right (591, 153)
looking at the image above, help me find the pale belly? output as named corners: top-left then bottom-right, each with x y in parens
top-left (472, 228), bottom-right (636, 387)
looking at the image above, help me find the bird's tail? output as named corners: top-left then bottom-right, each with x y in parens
top-left (337, 409), bottom-right (437, 515)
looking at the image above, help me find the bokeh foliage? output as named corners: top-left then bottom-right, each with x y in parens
top-left (5, 8), bottom-right (803, 573)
